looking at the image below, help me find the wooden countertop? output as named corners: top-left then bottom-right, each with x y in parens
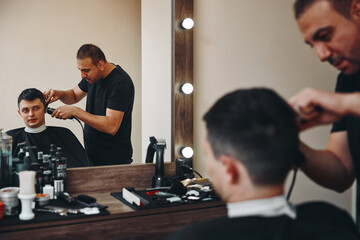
top-left (0, 163), bottom-right (227, 239)
top-left (0, 191), bottom-right (225, 232)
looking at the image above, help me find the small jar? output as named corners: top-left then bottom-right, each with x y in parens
top-left (35, 193), bottom-right (50, 207)
top-left (0, 187), bottom-right (19, 216)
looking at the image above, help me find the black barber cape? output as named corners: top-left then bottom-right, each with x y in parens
top-left (6, 126), bottom-right (89, 168)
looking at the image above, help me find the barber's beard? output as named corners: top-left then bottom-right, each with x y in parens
top-left (345, 44), bottom-right (360, 74)
top-left (328, 54), bottom-right (360, 75)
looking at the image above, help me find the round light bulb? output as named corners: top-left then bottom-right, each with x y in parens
top-left (181, 83), bottom-right (194, 94)
top-left (181, 147), bottom-right (194, 158)
top-left (181, 18), bottom-right (194, 30)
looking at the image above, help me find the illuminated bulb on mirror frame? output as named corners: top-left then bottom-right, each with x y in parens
top-left (181, 18), bottom-right (194, 30)
top-left (181, 83), bottom-right (194, 94)
top-left (181, 147), bottom-right (194, 158)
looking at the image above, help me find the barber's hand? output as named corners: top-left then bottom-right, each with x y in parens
top-left (51, 106), bottom-right (78, 120)
top-left (289, 88), bottom-right (346, 131)
top-left (43, 89), bottom-right (61, 104)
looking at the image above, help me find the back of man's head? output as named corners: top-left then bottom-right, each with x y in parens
top-left (77, 43), bottom-right (107, 66)
top-left (294, 0), bottom-right (353, 19)
top-left (203, 88), bottom-right (299, 186)
top-left (17, 88), bottom-right (46, 109)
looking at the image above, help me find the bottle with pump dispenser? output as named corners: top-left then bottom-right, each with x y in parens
top-left (17, 145), bottom-right (25, 162)
top-left (14, 143), bottom-right (26, 175)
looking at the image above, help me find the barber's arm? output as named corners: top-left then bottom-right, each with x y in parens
top-left (299, 132), bottom-right (355, 192)
top-left (52, 106), bottom-right (123, 136)
top-left (43, 86), bottom-right (87, 105)
top-left (289, 88), bottom-right (360, 130)
top-left (289, 88), bottom-right (358, 192)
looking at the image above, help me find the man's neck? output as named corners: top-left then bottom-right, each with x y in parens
top-left (25, 124), bottom-right (46, 133)
top-left (226, 184), bottom-right (284, 203)
top-left (102, 62), bottom-right (116, 79)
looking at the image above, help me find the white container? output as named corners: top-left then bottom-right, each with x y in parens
top-left (43, 185), bottom-right (54, 199)
top-left (18, 193), bottom-right (36, 220)
top-left (19, 171), bottom-right (36, 195)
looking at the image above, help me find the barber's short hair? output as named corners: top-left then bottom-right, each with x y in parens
top-left (203, 88), bottom-right (299, 186)
top-left (294, 0), bottom-right (353, 19)
top-left (77, 43), bottom-right (107, 66)
top-left (17, 88), bottom-right (46, 109)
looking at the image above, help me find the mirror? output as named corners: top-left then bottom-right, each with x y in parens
top-left (0, 0), bottom-right (174, 166)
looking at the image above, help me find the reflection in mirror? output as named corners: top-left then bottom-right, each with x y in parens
top-left (0, 0), bottom-right (172, 166)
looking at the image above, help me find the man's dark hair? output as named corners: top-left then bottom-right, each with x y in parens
top-left (17, 88), bottom-right (46, 109)
top-left (203, 88), bottom-right (299, 186)
top-left (294, 0), bottom-right (353, 19)
top-left (76, 43), bottom-right (107, 66)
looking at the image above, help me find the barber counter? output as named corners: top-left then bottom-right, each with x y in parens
top-left (0, 163), bottom-right (226, 240)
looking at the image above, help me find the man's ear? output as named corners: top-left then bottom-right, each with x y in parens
top-left (97, 60), bottom-right (105, 71)
top-left (18, 110), bottom-right (21, 116)
top-left (219, 155), bottom-right (240, 184)
top-left (350, 0), bottom-right (360, 22)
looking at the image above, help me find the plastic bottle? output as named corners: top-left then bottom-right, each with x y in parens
top-left (54, 148), bottom-right (66, 198)
top-left (49, 144), bottom-right (56, 180)
top-left (0, 129), bottom-right (13, 188)
top-left (37, 151), bottom-right (43, 165)
top-left (55, 147), bottom-right (66, 179)
top-left (43, 184), bottom-right (54, 199)
top-left (35, 152), bottom-right (44, 193)
top-left (42, 155), bottom-right (53, 186)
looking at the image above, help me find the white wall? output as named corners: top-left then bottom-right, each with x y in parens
top-left (194, 0), bottom-right (353, 214)
top-left (141, 0), bottom-right (172, 162)
top-left (0, 0), bottom-right (142, 164)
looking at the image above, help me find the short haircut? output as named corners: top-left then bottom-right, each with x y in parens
top-left (76, 43), bottom-right (107, 66)
top-left (17, 88), bottom-right (46, 109)
top-left (294, 0), bottom-right (353, 19)
top-left (203, 88), bottom-right (299, 186)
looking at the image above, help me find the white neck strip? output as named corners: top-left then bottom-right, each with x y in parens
top-left (227, 195), bottom-right (296, 219)
top-left (25, 124), bottom-right (47, 133)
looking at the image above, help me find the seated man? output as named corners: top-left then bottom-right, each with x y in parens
top-left (6, 88), bottom-right (89, 168)
top-left (168, 88), bottom-right (359, 240)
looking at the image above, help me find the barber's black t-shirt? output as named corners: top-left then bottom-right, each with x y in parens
top-left (331, 72), bottom-right (360, 177)
top-left (78, 65), bottom-right (134, 166)
top-left (331, 72), bottom-right (360, 225)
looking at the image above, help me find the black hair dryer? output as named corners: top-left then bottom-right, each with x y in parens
top-left (145, 136), bottom-right (166, 188)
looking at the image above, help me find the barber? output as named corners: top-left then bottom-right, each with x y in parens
top-left (44, 44), bottom-right (135, 166)
top-left (289, 0), bottom-right (360, 196)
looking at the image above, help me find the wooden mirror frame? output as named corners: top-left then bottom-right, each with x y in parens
top-left (172, 0), bottom-right (194, 161)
